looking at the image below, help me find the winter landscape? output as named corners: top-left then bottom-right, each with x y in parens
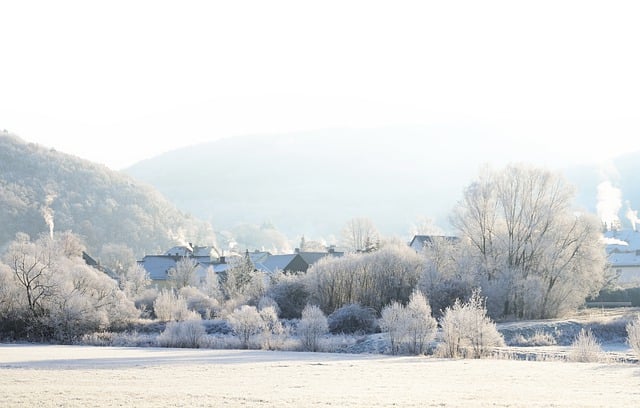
top-left (3, 1), bottom-right (640, 407)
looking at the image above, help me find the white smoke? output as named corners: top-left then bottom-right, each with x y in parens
top-left (625, 201), bottom-right (640, 232)
top-left (41, 193), bottom-right (56, 238)
top-left (596, 180), bottom-right (622, 231)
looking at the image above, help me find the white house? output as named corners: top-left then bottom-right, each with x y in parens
top-left (604, 229), bottom-right (640, 286)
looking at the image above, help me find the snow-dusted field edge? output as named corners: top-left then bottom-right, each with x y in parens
top-left (1, 344), bottom-right (639, 407)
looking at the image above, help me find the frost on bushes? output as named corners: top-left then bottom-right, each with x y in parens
top-left (627, 315), bottom-right (640, 358)
top-left (298, 304), bottom-right (329, 352)
top-left (380, 290), bottom-right (437, 355)
top-left (157, 319), bottom-right (207, 348)
top-left (328, 304), bottom-right (377, 335)
top-left (0, 232), bottom-right (138, 341)
top-left (153, 289), bottom-right (196, 321)
top-left (259, 305), bottom-right (286, 350)
top-left (228, 305), bottom-right (265, 348)
top-left (438, 289), bottom-right (504, 359)
top-left (568, 329), bottom-right (602, 363)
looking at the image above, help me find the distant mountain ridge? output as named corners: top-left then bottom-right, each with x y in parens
top-left (126, 127), bottom-right (617, 239)
top-left (0, 133), bottom-right (215, 256)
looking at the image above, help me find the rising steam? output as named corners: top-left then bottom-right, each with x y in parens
top-left (41, 193), bottom-right (56, 238)
top-left (625, 201), bottom-right (640, 231)
top-left (596, 180), bottom-right (622, 231)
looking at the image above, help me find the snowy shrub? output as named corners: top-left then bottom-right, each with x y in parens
top-left (328, 304), bottom-right (378, 335)
top-left (380, 301), bottom-right (406, 355)
top-left (508, 330), bottom-right (557, 347)
top-left (438, 289), bottom-right (504, 358)
top-left (179, 286), bottom-right (219, 319)
top-left (298, 304), bottom-right (329, 352)
top-left (380, 290), bottom-right (437, 355)
top-left (134, 288), bottom-right (159, 317)
top-left (153, 289), bottom-right (197, 321)
top-left (568, 329), bottom-right (602, 363)
top-left (258, 305), bottom-right (286, 350)
top-left (228, 305), bottom-right (265, 348)
top-left (627, 315), bottom-right (640, 358)
top-left (157, 319), bottom-right (207, 348)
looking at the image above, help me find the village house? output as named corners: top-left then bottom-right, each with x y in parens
top-left (139, 244), bottom-right (344, 285)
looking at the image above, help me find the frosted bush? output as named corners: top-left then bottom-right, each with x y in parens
top-left (298, 305), bottom-right (329, 352)
top-left (438, 289), bottom-right (504, 358)
top-left (568, 329), bottom-right (602, 363)
top-left (380, 302), bottom-right (406, 355)
top-left (328, 303), bottom-right (378, 335)
top-left (380, 291), bottom-right (437, 355)
top-left (509, 330), bottom-right (556, 347)
top-left (228, 305), bottom-right (265, 349)
top-left (259, 306), bottom-right (286, 350)
top-left (153, 289), bottom-right (190, 321)
top-left (627, 315), bottom-right (640, 359)
top-left (157, 319), bottom-right (207, 348)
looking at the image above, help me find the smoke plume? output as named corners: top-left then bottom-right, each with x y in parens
top-left (596, 180), bottom-right (622, 231)
top-left (41, 193), bottom-right (56, 238)
top-left (625, 201), bottom-right (640, 232)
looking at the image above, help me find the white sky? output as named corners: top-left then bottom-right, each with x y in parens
top-left (1, 0), bottom-right (639, 170)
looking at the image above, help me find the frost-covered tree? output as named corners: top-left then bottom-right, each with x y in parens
top-left (305, 244), bottom-right (423, 314)
top-left (120, 264), bottom-right (151, 299)
top-left (341, 217), bottom-right (379, 253)
top-left (0, 232), bottom-right (137, 340)
top-left (418, 236), bottom-right (473, 317)
top-left (168, 257), bottom-right (198, 289)
top-left (298, 304), bottom-right (328, 352)
top-left (451, 164), bottom-right (606, 319)
top-left (228, 305), bottom-right (264, 349)
top-left (99, 243), bottom-right (137, 279)
top-left (258, 305), bottom-right (285, 350)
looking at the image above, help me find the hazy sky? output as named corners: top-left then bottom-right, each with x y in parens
top-left (1, 1), bottom-right (639, 170)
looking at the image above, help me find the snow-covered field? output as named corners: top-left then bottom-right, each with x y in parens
top-left (1, 344), bottom-right (640, 407)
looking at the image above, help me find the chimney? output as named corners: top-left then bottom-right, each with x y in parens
top-left (219, 256), bottom-right (226, 264)
top-left (294, 248), bottom-right (300, 254)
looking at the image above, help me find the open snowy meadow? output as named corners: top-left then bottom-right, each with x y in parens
top-left (1, 344), bottom-right (639, 407)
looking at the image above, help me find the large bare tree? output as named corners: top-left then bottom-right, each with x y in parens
top-left (451, 164), bottom-right (606, 319)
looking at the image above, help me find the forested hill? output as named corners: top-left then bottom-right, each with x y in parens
top-left (125, 127), bottom-right (505, 238)
top-left (0, 133), bottom-right (215, 256)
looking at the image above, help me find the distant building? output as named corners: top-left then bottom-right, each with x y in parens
top-left (409, 235), bottom-right (459, 252)
top-left (139, 244), bottom-right (344, 285)
top-left (604, 230), bottom-right (640, 286)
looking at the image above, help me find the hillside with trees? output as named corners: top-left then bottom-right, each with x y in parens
top-left (0, 133), bottom-right (215, 257)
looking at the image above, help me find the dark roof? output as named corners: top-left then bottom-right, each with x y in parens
top-left (409, 235), bottom-right (459, 249)
top-left (83, 251), bottom-right (118, 280)
top-left (298, 251), bottom-right (343, 265)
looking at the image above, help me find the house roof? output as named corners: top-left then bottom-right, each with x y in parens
top-left (257, 254), bottom-right (300, 274)
top-left (298, 251), bottom-right (343, 265)
top-left (608, 251), bottom-right (640, 268)
top-left (139, 255), bottom-right (178, 280)
top-left (409, 235), bottom-right (459, 248)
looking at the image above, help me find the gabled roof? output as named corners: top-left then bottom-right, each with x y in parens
top-left (138, 255), bottom-right (178, 281)
top-left (257, 254), bottom-right (305, 274)
top-left (409, 235), bottom-right (459, 249)
top-left (298, 251), bottom-right (343, 265)
top-left (249, 251), bottom-right (272, 264)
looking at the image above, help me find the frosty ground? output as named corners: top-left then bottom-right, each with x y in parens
top-left (1, 344), bottom-right (640, 407)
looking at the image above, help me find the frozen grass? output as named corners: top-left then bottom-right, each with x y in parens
top-left (2, 344), bottom-right (640, 407)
